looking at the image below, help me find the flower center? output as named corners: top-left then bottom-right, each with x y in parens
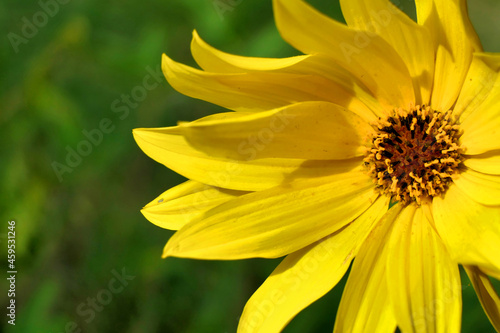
top-left (364, 105), bottom-right (464, 204)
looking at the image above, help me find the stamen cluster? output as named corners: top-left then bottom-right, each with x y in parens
top-left (364, 105), bottom-right (464, 204)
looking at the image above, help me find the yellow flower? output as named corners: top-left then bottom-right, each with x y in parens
top-left (133, 0), bottom-right (500, 331)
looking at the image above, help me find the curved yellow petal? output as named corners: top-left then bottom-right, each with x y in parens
top-left (465, 266), bottom-right (500, 332)
top-left (340, 0), bottom-right (434, 105)
top-left (163, 54), bottom-right (324, 112)
top-left (454, 54), bottom-right (500, 121)
top-left (273, 0), bottom-right (414, 111)
top-left (163, 169), bottom-right (378, 260)
top-left (464, 151), bottom-right (500, 175)
top-left (237, 195), bottom-right (389, 333)
top-left (473, 52), bottom-right (500, 71)
top-left (433, 183), bottom-right (500, 273)
top-left (453, 168), bottom-right (500, 206)
top-left (141, 180), bottom-right (249, 230)
top-left (387, 204), bottom-right (462, 333)
top-left (163, 54), bottom-right (379, 116)
top-left (415, 0), bottom-right (482, 51)
top-left (191, 30), bottom-right (308, 73)
top-left (482, 267), bottom-right (500, 282)
top-left (180, 102), bottom-right (373, 161)
top-left (415, 0), bottom-right (482, 111)
top-left (458, 65), bottom-right (500, 155)
top-left (334, 204), bottom-right (402, 333)
top-left (191, 32), bottom-right (384, 121)
top-left (133, 126), bottom-right (361, 191)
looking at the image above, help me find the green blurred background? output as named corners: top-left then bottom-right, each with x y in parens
top-left (1, 0), bottom-right (499, 332)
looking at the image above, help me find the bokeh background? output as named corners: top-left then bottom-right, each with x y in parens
top-left (2, 0), bottom-right (500, 332)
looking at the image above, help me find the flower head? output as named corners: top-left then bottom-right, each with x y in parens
top-left (134, 0), bottom-right (500, 331)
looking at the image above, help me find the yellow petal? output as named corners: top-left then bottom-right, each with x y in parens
top-left (415, 0), bottom-right (482, 51)
top-left (190, 31), bottom-right (384, 122)
top-left (464, 151), bottom-right (500, 175)
top-left (273, 0), bottom-right (414, 111)
top-left (453, 168), bottom-right (500, 206)
top-left (387, 204), bottom-right (462, 333)
top-left (237, 195), bottom-right (389, 333)
top-left (464, 266), bottom-right (500, 332)
top-left (163, 54), bottom-right (378, 116)
top-left (482, 267), bottom-right (500, 282)
top-left (433, 183), bottom-right (500, 273)
top-left (454, 53), bottom-right (500, 121)
top-left (133, 126), bottom-right (361, 191)
top-left (141, 180), bottom-right (248, 230)
top-left (458, 65), bottom-right (500, 155)
top-left (191, 30), bottom-right (308, 73)
top-left (415, 0), bottom-right (482, 111)
top-left (162, 54), bottom-right (330, 112)
top-left (473, 52), bottom-right (500, 71)
top-left (340, 0), bottom-right (434, 105)
top-left (180, 102), bottom-right (373, 161)
top-left (163, 169), bottom-right (378, 260)
top-left (334, 204), bottom-right (403, 333)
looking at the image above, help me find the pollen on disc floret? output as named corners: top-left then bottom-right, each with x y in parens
top-left (364, 105), bottom-right (465, 205)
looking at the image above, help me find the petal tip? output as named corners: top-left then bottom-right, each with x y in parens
top-left (162, 245), bottom-right (172, 259)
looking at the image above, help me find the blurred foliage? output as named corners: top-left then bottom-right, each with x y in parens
top-left (1, 0), bottom-right (499, 332)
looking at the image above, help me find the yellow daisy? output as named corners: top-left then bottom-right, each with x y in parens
top-left (133, 0), bottom-right (500, 332)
